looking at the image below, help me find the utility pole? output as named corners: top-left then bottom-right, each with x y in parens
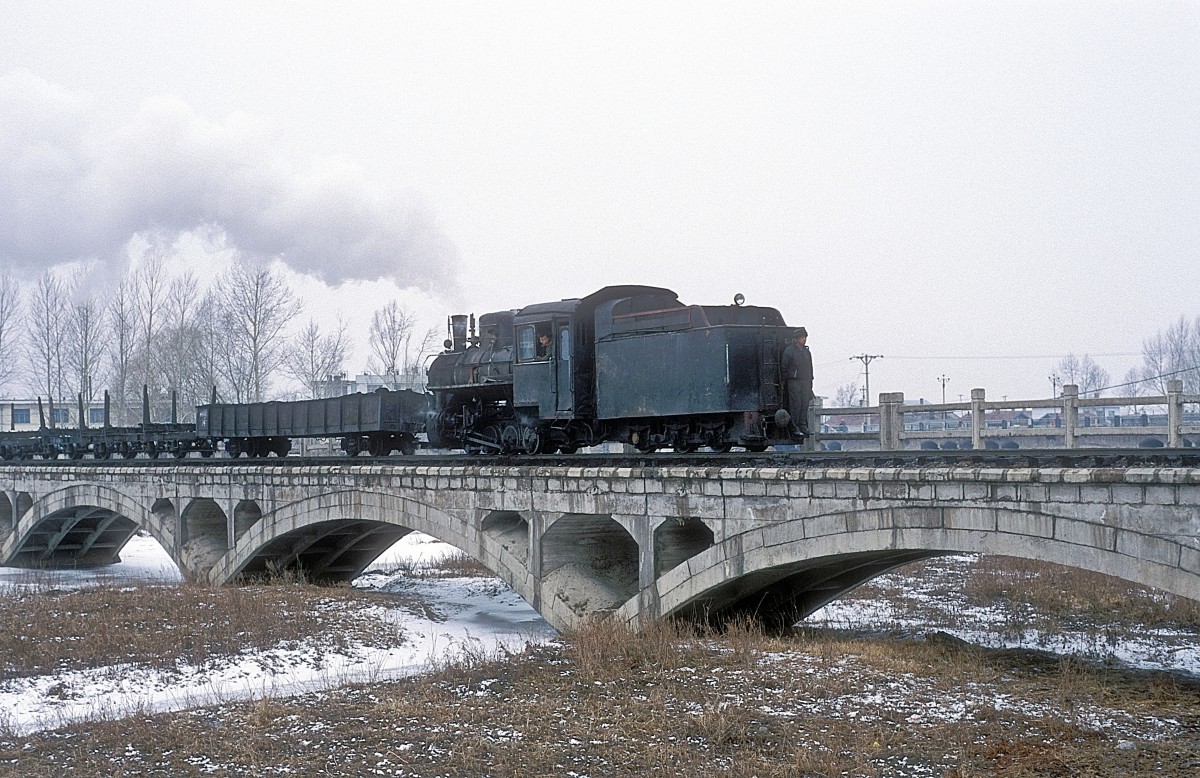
top-left (850, 354), bottom-right (884, 406)
top-left (937, 374), bottom-right (950, 428)
top-left (1048, 373), bottom-right (1061, 398)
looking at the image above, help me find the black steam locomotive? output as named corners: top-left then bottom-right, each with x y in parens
top-left (0, 285), bottom-right (801, 460)
top-left (424, 285), bottom-right (797, 454)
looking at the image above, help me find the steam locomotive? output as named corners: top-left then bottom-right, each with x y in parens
top-left (424, 285), bottom-right (797, 454)
top-left (0, 285), bottom-right (802, 460)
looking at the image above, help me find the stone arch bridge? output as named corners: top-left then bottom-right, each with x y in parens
top-left (1, 462), bottom-right (1198, 631)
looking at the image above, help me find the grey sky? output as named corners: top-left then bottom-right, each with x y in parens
top-left (2, 1), bottom-right (1197, 402)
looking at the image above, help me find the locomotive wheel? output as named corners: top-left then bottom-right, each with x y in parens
top-left (520, 426), bottom-right (547, 455)
top-left (500, 424), bottom-right (521, 455)
top-left (558, 445), bottom-right (578, 455)
top-left (709, 443), bottom-right (733, 453)
top-left (482, 425), bottom-right (503, 455)
top-left (398, 434), bottom-right (417, 456)
top-left (273, 438), bottom-right (292, 457)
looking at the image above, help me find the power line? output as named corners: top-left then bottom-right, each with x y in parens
top-left (1094, 364), bottom-right (1200, 394)
top-left (885, 352), bottom-right (1141, 361)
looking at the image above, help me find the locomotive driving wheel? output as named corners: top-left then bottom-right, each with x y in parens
top-left (520, 426), bottom-right (547, 455)
top-left (500, 424), bottom-right (521, 455)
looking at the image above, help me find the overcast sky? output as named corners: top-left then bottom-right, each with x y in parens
top-left (2, 1), bottom-right (1197, 403)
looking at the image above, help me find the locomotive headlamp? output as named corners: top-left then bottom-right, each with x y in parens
top-left (733, 293), bottom-right (745, 306)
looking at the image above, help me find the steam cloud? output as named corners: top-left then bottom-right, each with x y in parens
top-left (0, 71), bottom-right (458, 288)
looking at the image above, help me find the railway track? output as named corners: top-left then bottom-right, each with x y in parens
top-left (4, 448), bottom-right (1199, 470)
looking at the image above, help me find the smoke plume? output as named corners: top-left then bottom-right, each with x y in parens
top-left (0, 71), bottom-right (458, 289)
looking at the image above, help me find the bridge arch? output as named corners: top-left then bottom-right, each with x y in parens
top-left (208, 490), bottom-right (537, 612)
top-left (2, 485), bottom-right (172, 571)
top-left (620, 504), bottom-right (1200, 629)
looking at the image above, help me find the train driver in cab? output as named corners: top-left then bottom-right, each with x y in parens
top-left (536, 330), bottom-right (553, 359)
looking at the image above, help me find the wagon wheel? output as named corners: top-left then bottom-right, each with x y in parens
top-left (342, 436), bottom-right (361, 456)
top-left (273, 438), bottom-right (293, 457)
top-left (173, 442), bottom-right (189, 459)
top-left (226, 439), bottom-right (242, 459)
top-left (368, 434), bottom-right (389, 457)
top-left (122, 442), bottom-right (138, 459)
top-left (397, 434), bottom-right (417, 456)
top-left (94, 442), bottom-right (109, 460)
top-left (520, 426), bottom-right (547, 455)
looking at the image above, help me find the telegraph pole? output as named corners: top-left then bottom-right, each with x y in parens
top-left (937, 374), bottom-right (950, 428)
top-left (850, 354), bottom-right (884, 406)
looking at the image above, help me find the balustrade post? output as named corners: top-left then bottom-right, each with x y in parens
top-left (804, 396), bottom-right (822, 452)
top-left (1062, 384), bottom-right (1079, 449)
top-left (970, 388), bottom-right (985, 450)
top-left (1167, 379), bottom-right (1183, 447)
top-left (879, 392), bottom-right (904, 450)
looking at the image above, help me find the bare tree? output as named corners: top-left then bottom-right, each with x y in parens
top-left (213, 262), bottom-right (300, 402)
top-left (1132, 315), bottom-right (1200, 395)
top-left (25, 272), bottom-right (68, 408)
top-left (65, 267), bottom-right (107, 410)
top-left (833, 382), bottom-right (860, 408)
top-left (192, 289), bottom-right (228, 405)
top-left (160, 272), bottom-right (204, 419)
top-left (133, 252), bottom-right (169, 418)
top-left (106, 273), bottom-right (138, 425)
top-left (286, 317), bottom-right (350, 398)
top-left (1055, 353), bottom-right (1110, 397)
top-left (0, 272), bottom-right (22, 393)
top-left (367, 301), bottom-right (416, 381)
top-left (402, 325), bottom-right (438, 384)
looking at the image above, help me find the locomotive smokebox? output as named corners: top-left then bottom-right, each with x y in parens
top-left (450, 314), bottom-right (470, 352)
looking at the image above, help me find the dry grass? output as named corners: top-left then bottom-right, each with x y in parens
top-left (2, 617), bottom-right (1197, 777)
top-left (0, 578), bottom-right (400, 680)
top-left (0, 554), bottom-right (1198, 776)
top-left (962, 556), bottom-right (1200, 630)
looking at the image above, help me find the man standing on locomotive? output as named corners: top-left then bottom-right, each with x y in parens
top-left (781, 327), bottom-right (813, 438)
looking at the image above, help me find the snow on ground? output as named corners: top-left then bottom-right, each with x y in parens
top-left (1, 539), bottom-right (1197, 737)
top-left (0, 533), bottom-right (556, 735)
top-left (808, 554), bottom-right (1200, 678)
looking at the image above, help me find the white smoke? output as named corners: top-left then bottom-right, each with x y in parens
top-left (0, 71), bottom-right (458, 289)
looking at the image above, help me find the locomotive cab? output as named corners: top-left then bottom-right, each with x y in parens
top-left (513, 299), bottom-right (579, 420)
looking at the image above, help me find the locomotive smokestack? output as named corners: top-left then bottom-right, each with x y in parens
top-left (451, 314), bottom-right (470, 352)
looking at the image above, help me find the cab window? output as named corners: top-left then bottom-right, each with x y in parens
top-left (517, 325), bottom-right (537, 362)
top-left (518, 323), bottom-right (555, 362)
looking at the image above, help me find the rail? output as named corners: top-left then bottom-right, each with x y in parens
top-left (811, 379), bottom-right (1200, 450)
